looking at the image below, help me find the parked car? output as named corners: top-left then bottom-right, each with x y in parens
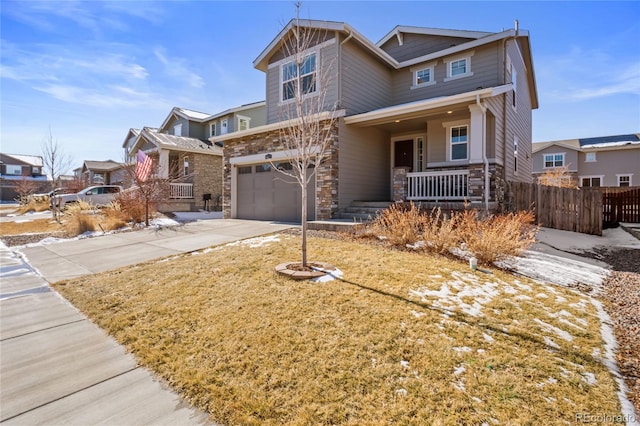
top-left (50, 185), bottom-right (123, 210)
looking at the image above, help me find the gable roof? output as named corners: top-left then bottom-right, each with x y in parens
top-left (533, 133), bottom-right (640, 153)
top-left (1, 154), bottom-right (44, 167)
top-left (139, 129), bottom-right (223, 156)
top-left (122, 128), bottom-right (141, 148)
top-left (82, 160), bottom-right (122, 172)
top-left (206, 100), bottom-right (266, 121)
top-left (377, 25), bottom-right (492, 47)
top-left (158, 107), bottom-right (212, 133)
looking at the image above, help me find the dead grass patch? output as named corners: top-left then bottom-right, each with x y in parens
top-left (0, 218), bottom-right (63, 236)
top-left (16, 200), bottom-right (50, 214)
top-left (54, 236), bottom-right (622, 425)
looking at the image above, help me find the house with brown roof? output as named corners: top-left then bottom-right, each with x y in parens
top-left (210, 19), bottom-right (538, 222)
top-left (532, 133), bottom-right (640, 187)
top-left (0, 153), bottom-right (49, 202)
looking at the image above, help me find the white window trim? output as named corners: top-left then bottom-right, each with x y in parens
top-left (513, 136), bottom-right (519, 174)
top-left (444, 51), bottom-right (474, 82)
top-left (616, 174), bottom-right (633, 186)
top-left (543, 152), bottom-right (566, 168)
top-left (221, 119), bottom-right (228, 135)
top-left (585, 152), bottom-right (596, 162)
top-left (410, 62), bottom-right (436, 89)
top-left (5, 165), bottom-right (22, 175)
top-left (210, 122), bottom-right (217, 137)
top-left (237, 115), bottom-right (251, 131)
top-left (579, 175), bottom-right (604, 187)
top-left (277, 45), bottom-right (325, 106)
top-left (443, 119), bottom-right (470, 162)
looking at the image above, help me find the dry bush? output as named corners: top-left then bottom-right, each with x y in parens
top-left (112, 190), bottom-right (151, 223)
top-left (421, 208), bottom-right (461, 254)
top-left (537, 166), bottom-right (578, 189)
top-left (16, 199), bottom-right (50, 214)
top-left (369, 202), bottom-right (428, 246)
top-left (63, 201), bottom-right (98, 236)
top-left (457, 210), bottom-right (537, 264)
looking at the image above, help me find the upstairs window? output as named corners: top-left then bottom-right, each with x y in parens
top-left (445, 53), bottom-right (473, 81)
top-left (221, 119), bottom-right (228, 135)
top-left (412, 64), bottom-right (435, 89)
top-left (210, 122), bottom-right (217, 137)
top-left (5, 165), bottom-right (22, 175)
top-left (543, 153), bottom-right (564, 168)
top-left (450, 126), bottom-right (468, 161)
top-left (173, 123), bottom-right (182, 136)
top-left (585, 152), bottom-right (596, 162)
top-left (238, 116), bottom-right (250, 131)
top-left (281, 52), bottom-right (317, 102)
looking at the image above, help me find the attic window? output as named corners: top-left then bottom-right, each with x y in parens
top-left (173, 123), bottom-right (182, 136)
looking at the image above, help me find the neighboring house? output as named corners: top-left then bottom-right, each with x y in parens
top-left (211, 19), bottom-right (538, 222)
top-left (532, 134), bottom-right (640, 187)
top-left (0, 153), bottom-right (49, 202)
top-left (78, 160), bottom-right (125, 186)
top-left (125, 104), bottom-right (266, 212)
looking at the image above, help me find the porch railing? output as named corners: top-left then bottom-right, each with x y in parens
top-left (407, 170), bottom-right (469, 200)
top-left (169, 183), bottom-right (193, 199)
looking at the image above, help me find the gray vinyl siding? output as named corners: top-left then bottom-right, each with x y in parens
top-left (235, 105), bottom-right (266, 129)
top-left (485, 96), bottom-right (504, 165)
top-left (340, 39), bottom-right (392, 115)
top-left (380, 33), bottom-right (476, 62)
top-left (338, 120), bottom-right (390, 207)
top-left (426, 118), bottom-right (447, 163)
top-left (391, 43), bottom-right (501, 105)
top-left (266, 38), bottom-right (339, 124)
top-left (533, 146), bottom-right (579, 174)
top-left (188, 123), bottom-right (206, 140)
top-left (503, 39), bottom-right (533, 183)
top-left (578, 149), bottom-right (640, 186)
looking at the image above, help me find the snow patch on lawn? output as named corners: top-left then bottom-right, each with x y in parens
top-left (226, 235), bottom-right (281, 248)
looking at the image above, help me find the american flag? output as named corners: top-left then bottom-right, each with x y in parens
top-left (135, 150), bottom-right (153, 182)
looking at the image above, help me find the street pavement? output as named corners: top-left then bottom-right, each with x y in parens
top-left (1, 218), bottom-right (294, 425)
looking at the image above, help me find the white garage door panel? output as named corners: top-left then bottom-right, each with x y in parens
top-left (237, 163), bottom-right (316, 222)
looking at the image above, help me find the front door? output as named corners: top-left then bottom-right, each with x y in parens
top-left (394, 139), bottom-right (413, 171)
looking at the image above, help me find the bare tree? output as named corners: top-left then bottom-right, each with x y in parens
top-left (41, 127), bottom-right (73, 191)
top-left (274, 3), bottom-right (339, 267)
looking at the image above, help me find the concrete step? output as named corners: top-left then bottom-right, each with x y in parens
top-left (350, 201), bottom-right (392, 208)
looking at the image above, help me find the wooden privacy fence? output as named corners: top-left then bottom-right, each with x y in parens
top-left (509, 182), bottom-right (602, 235)
top-left (602, 187), bottom-right (640, 224)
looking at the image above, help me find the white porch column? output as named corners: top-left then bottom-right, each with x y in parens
top-left (158, 149), bottom-right (170, 178)
top-left (468, 104), bottom-right (484, 164)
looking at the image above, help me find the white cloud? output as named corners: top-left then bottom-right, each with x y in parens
top-left (153, 47), bottom-right (205, 89)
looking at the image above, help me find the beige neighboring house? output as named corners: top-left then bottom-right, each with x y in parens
top-left (77, 160), bottom-right (125, 186)
top-left (124, 104), bottom-right (265, 212)
top-left (532, 134), bottom-right (640, 187)
top-left (211, 19), bottom-right (538, 222)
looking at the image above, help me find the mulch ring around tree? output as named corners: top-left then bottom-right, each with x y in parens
top-left (275, 261), bottom-right (337, 280)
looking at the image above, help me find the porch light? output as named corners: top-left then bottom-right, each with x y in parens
top-left (394, 120), bottom-right (401, 123)
top-left (265, 154), bottom-right (272, 159)
top-left (447, 111), bottom-right (453, 114)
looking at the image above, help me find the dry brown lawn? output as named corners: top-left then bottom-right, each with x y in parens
top-left (54, 235), bottom-right (622, 425)
top-left (0, 217), bottom-right (63, 236)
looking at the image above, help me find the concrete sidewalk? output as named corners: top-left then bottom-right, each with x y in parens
top-left (1, 219), bottom-right (294, 425)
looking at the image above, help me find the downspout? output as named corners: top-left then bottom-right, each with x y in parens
top-left (476, 94), bottom-right (489, 212)
top-left (501, 22), bottom-right (519, 208)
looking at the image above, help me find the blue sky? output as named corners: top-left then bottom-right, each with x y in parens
top-left (1, 1), bottom-right (639, 170)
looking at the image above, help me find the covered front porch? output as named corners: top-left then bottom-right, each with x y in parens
top-left (343, 85), bottom-right (511, 211)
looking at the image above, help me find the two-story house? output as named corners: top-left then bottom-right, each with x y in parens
top-left (211, 19), bottom-right (538, 222)
top-left (0, 153), bottom-right (49, 202)
top-left (532, 133), bottom-right (640, 187)
top-left (124, 103), bottom-right (266, 211)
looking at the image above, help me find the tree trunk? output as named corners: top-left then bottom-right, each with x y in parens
top-left (145, 197), bottom-right (150, 226)
top-left (301, 166), bottom-right (307, 267)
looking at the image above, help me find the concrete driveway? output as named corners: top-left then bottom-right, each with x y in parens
top-left (1, 219), bottom-right (293, 425)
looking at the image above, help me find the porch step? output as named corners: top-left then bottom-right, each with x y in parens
top-left (339, 201), bottom-right (392, 221)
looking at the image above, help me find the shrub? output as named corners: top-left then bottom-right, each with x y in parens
top-left (63, 201), bottom-right (98, 236)
top-left (16, 199), bottom-right (50, 214)
top-left (111, 190), bottom-right (152, 224)
top-left (421, 208), bottom-right (461, 254)
top-left (457, 210), bottom-right (537, 264)
top-left (369, 202), bottom-right (428, 246)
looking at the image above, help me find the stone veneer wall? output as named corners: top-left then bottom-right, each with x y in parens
top-left (192, 153), bottom-right (223, 211)
top-left (222, 120), bottom-right (339, 220)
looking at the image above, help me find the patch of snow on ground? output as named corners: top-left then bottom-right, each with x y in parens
top-left (311, 267), bottom-right (344, 283)
top-left (171, 211), bottom-right (223, 222)
top-left (453, 364), bottom-right (466, 375)
top-left (543, 336), bottom-right (560, 349)
top-left (226, 235), bottom-right (281, 248)
top-left (400, 360), bottom-right (410, 368)
top-left (482, 333), bottom-right (494, 343)
top-left (534, 318), bottom-right (574, 342)
top-left (410, 310), bottom-right (426, 318)
top-left (150, 217), bottom-right (181, 227)
top-left (496, 250), bottom-right (609, 295)
top-left (453, 346), bottom-right (472, 353)
top-left (581, 372), bottom-right (597, 385)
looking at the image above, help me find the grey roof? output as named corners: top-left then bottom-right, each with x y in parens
top-left (83, 160), bottom-right (123, 172)
top-left (142, 130), bottom-right (223, 155)
top-left (579, 134), bottom-right (640, 147)
top-left (1, 154), bottom-right (44, 167)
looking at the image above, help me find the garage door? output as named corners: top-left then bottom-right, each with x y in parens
top-left (237, 162), bottom-right (316, 222)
